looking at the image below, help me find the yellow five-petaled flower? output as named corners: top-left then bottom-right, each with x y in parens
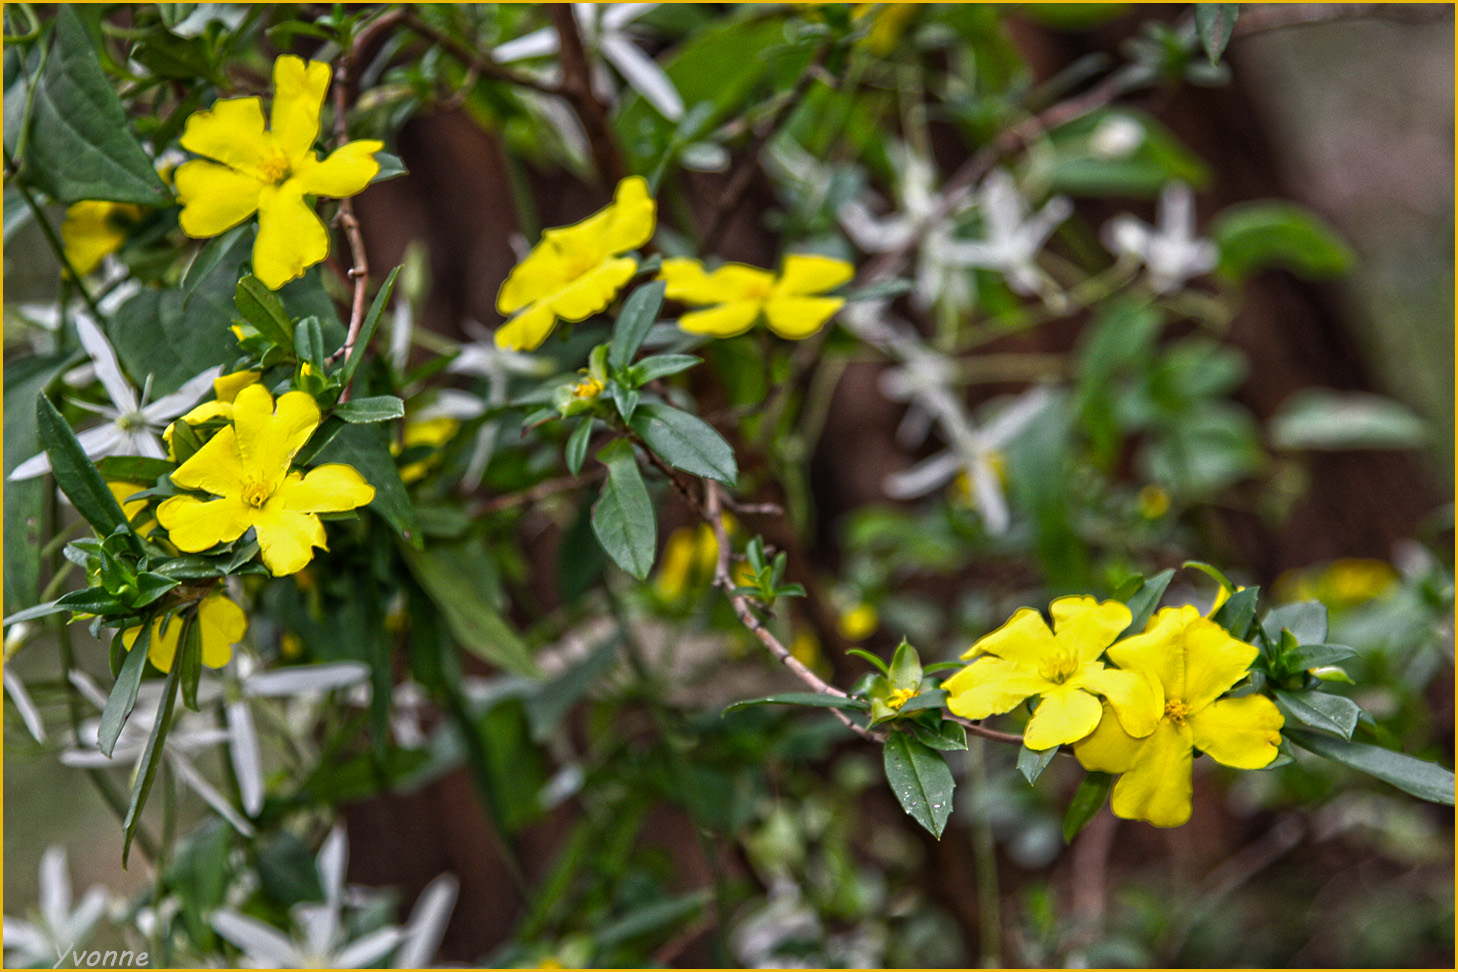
top-left (495, 176), bottom-right (656, 351)
top-left (942, 597), bottom-right (1158, 752)
top-left (124, 592), bottom-right (247, 672)
top-left (1074, 605), bottom-right (1284, 827)
top-left (157, 384), bottom-right (375, 576)
top-left (659, 253), bottom-right (854, 340)
top-left (175, 55), bottom-right (382, 290)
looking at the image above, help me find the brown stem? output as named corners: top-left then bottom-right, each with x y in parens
top-left (329, 37), bottom-right (372, 399)
top-left (546, 4), bottom-right (627, 184)
top-left (471, 466), bottom-right (605, 516)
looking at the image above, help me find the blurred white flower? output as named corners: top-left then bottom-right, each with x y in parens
top-left (495, 4), bottom-right (684, 120)
top-left (939, 169), bottom-right (1073, 299)
top-left (2, 846), bottom-right (109, 968)
top-left (9, 314), bottom-right (218, 480)
top-left (3, 664), bottom-right (46, 743)
top-left (1088, 114), bottom-right (1145, 160)
top-left (449, 333), bottom-right (555, 485)
top-left (1102, 181), bottom-right (1217, 294)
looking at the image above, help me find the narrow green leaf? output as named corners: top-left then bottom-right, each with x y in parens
top-left (94, 456), bottom-right (175, 483)
top-left (1270, 389), bottom-right (1427, 451)
top-left (1063, 771), bottom-right (1113, 842)
top-left (6, 354), bottom-right (73, 615)
top-left (400, 543), bottom-right (537, 677)
top-left (1018, 744), bottom-right (1059, 784)
top-left (1289, 643), bottom-right (1359, 669)
top-left (591, 439), bottom-right (657, 580)
top-left (1286, 729), bottom-right (1455, 806)
top-left (98, 625), bottom-right (151, 757)
top-left (628, 354), bottom-right (700, 386)
top-left (1275, 689), bottom-right (1360, 740)
top-left (179, 617), bottom-right (203, 711)
top-left (1195, 4), bottom-right (1238, 64)
top-left (896, 689), bottom-right (947, 715)
top-left (124, 661), bottom-right (181, 866)
top-left (883, 731), bottom-right (955, 838)
top-left (338, 266), bottom-right (401, 387)
top-left (565, 417), bottom-right (593, 476)
top-left (722, 692), bottom-right (871, 714)
top-left (294, 316), bottom-right (325, 368)
top-left (846, 648), bottom-right (890, 676)
top-left (36, 394), bottom-right (128, 536)
top-left (629, 402), bottom-right (737, 485)
top-left (1116, 567), bottom-right (1175, 638)
top-left (1, 599), bottom-right (67, 626)
top-left (234, 274), bottom-right (295, 348)
top-left (183, 225), bottom-right (249, 307)
top-left (909, 719), bottom-right (967, 752)
top-left (1213, 201), bottom-right (1354, 282)
top-left (333, 396), bottom-right (404, 424)
top-left (609, 280), bottom-right (666, 370)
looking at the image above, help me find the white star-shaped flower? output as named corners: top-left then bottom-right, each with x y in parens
top-left (1102, 181), bottom-right (1217, 294)
top-left (939, 169), bottom-right (1073, 298)
top-left (2, 845), bottom-right (110, 969)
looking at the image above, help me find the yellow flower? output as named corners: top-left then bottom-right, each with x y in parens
top-left (1074, 605), bottom-right (1284, 827)
top-left (175, 55), bottom-right (382, 290)
top-left (1137, 484), bottom-right (1171, 519)
top-left (654, 522), bottom-right (720, 600)
top-left (886, 685), bottom-right (917, 710)
top-left (108, 481), bottom-right (158, 536)
top-left (838, 602), bottom-right (879, 641)
top-left (942, 597), bottom-right (1159, 751)
top-left (1275, 558), bottom-right (1398, 610)
top-left (157, 384), bottom-right (375, 576)
top-left (393, 415), bottom-right (460, 484)
top-left (660, 253), bottom-right (854, 340)
top-left (495, 176), bottom-right (656, 351)
top-left (61, 201), bottom-right (142, 276)
top-left (572, 375), bottom-right (605, 400)
top-left (123, 592), bottom-right (247, 671)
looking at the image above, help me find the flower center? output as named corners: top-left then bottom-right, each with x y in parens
top-left (887, 686), bottom-right (917, 710)
top-left (114, 411), bottom-right (147, 433)
top-left (259, 149), bottom-right (292, 185)
top-left (1164, 698), bottom-right (1191, 725)
top-left (573, 376), bottom-right (604, 399)
top-left (241, 476), bottom-right (273, 509)
top-left (1037, 651), bottom-right (1079, 684)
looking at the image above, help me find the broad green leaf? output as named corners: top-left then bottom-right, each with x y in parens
top-left (1275, 689), bottom-right (1360, 740)
top-left (1263, 600), bottom-right (1328, 647)
top-left (1269, 389), bottom-right (1427, 451)
top-left (1195, 4), bottom-right (1239, 64)
top-left (333, 396), bottom-right (405, 424)
top-left (293, 316), bottom-right (324, 369)
top-left (909, 719), bottom-right (968, 752)
top-left (315, 423), bottom-right (421, 548)
top-left (629, 402), bottom-right (737, 485)
top-left (1018, 744), bottom-right (1059, 784)
top-left (338, 266), bottom-right (401, 388)
top-left (255, 831), bottom-right (327, 907)
top-left (896, 689), bottom-right (948, 716)
top-left (1116, 568), bottom-right (1175, 639)
top-left (591, 439), bottom-right (657, 580)
top-left (124, 661), bottom-right (181, 865)
top-left (23, 6), bottom-right (170, 205)
top-left (1063, 771), bottom-right (1113, 842)
top-left (608, 280), bottom-right (665, 370)
top-left (99, 626), bottom-right (151, 757)
top-left (883, 731), bottom-right (955, 838)
top-left (1286, 729), bottom-right (1455, 806)
top-left (36, 393), bottom-right (128, 537)
top-left (4, 353), bottom-right (71, 614)
top-left (1213, 201), bottom-right (1354, 282)
top-left (184, 225), bottom-right (250, 307)
top-left (401, 543), bottom-right (536, 677)
top-left (565, 417), bottom-right (593, 476)
top-left (94, 456), bottom-right (175, 483)
top-left (723, 692), bottom-right (871, 714)
top-left (234, 273), bottom-right (295, 348)
top-left (1289, 643), bottom-right (1359, 669)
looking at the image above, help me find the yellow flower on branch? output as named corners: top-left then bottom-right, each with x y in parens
top-left (1074, 605), bottom-right (1284, 828)
top-left (175, 55), bottom-right (382, 290)
top-left (157, 384), bottom-right (375, 576)
top-left (123, 592), bottom-right (247, 671)
top-left (495, 176), bottom-right (656, 351)
top-left (942, 597), bottom-right (1159, 752)
top-left (660, 253), bottom-right (854, 340)
top-left (61, 201), bottom-right (142, 276)
top-left (165, 369), bottom-right (264, 457)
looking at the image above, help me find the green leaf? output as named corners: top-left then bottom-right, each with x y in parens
top-left (1195, 4), bottom-right (1238, 64)
top-left (294, 316), bottom-right (325, 369)
top-left (338, 266), bottom-right (401, 388)
top-left (179, 616), bottom-right (203, 711)
top-left (1286, 729), bottom-right (1455, 806)
top-left (315, 423), bottom-right (421, 548)
top-left (36, 393), bottom-right (129, 537)
top-left (4, 353), bottom-right (71, 615)
top-left (565, 417), bottom-right (593, 476)
top-left (722, 692), bottom-right (871, 714)
top-left (888, 638), bottom-right (923, 690)
top-left (183, 225), bottom-right (250, 308)
top-left (1263, 600), bottom-right (1327, 646)
top-left (333, 396), bottom-right (404, 424)
top-left (1018, 744), bottom-right (1059, 784)
top-left (1212, 201), bottom-right (1354, 282)
top-left (1289, 643), bottom-right (1359, 669)
top-left (846, 647), bottom-right (890, 676)
top-left (401, 543), bottom-right (536, 677)
top-left (628, 354), bottom-right (700, 386)
top-left (1, 599), bottom-right (68, 626)
top-left (1210, 585), bottom-right (1260, 641)
top-left (99, 625), bottom-right (151, 757)
top-left (591, 439), bottom-right (657, 580)
top-left (124, 661), bottom-right (181, 865)
top-left (883, 731), bottom-right (956, 838)
top-left (256, 831), bottom-right (326, 907)
top-left (22, 6), bottom-right (170, 205)
top-left (1116, 567), bottom-right (1175, 639)
top-left (234, 274), bottom-right (295, 348)
top-left (1275, 689), bottom-right (1360, 740)
top-left (94, 456), bottom-right (175, 483)
top-left (1062, 771), bottom-right (1113, 842)
top-left (629, 402), bottom-right (737, 485)
top-left (371, 152), bottom-right (408, 184)
top-left (896, 689), bottom-right (947, 716)
top-left (608, 280), bottom-right (665, 370)
top-left (909, 719), bottom-right (967, 752)
top-left (525, 637), bottom-right (619, 741)
top-left (611, 382), bottom-right (640, 423)
top-left (1269, 389), bottom-right (1427, 451)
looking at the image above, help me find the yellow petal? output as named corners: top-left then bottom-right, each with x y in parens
top-left (1188, 695), bottom-right (1283, 769)
top-left (773, 253), bottom-right (854, 296)
top-left (141, 613), bottom-right (185, 672)
top-left (252, 505), bottom-right (327, 576)
top-left (550, 255), bottom-right (638, 321)
top-left (175, 160), bottom-right (264, 238)
top-left (1106, 605), bottom-right (1196, 698)
top-left (1049, 596), bottom-right (1132, 664)
top-left (231, 385), bottom-right (320, 491)
top-left (961, 606), bottom-right (1057, 667)
top-left (177, 401), bottom-right (235, 428)
top-left (1073, 662), bottom-right (1161, 738)
top-left (1107, 721), bottom-right (1194, 828)
top-left (270, 56), bottom-right (331, 164)
top-left (179, 96), bottom-right (272, 174)
top-left (157, 495), bottom-right (255, 552)
top-left (253, 181), bottom-right (329, 290)
top-left (943, 655), bottom-right (1050, 720)
top-left (170, 425), bottom-right (246, 498)
top-left (1074, 701), bottom-right (1147, 775)
top-left (214, 370), bottom-right (262, 403)
top-left (108, 482), bottom-right (149, 523)
top-left (61, 202), bottom-right (136, 276)
top-left (1181, 616), bottom-right (1259, 711)
top-left (198, 593), bottom-right (247, 668)
top-left (498, 243), bottom-right (574, 315)
top-left (272, 464), bottom-right (375, 513)
top-left (495, 301), bottom-right (560, 351)
top-left (698, 264), bottom-right (776, 304)
top-left (659, 258), bottom-right (719, 303)
top-left (600, 174), bottom-right (656, 253)
top-left (1023, 683), bottom-right (1104, 750)
top-left (678, 300), bottom-right (763, 338)
top-left (762, 295), bottom-right (844, 340)
top-left (291, 139), bottom-right (382, 198)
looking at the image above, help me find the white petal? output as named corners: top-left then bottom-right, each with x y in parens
top-left (333, 927), bottom-right (404, 969)
top-left (39, 846), bottom-right (71, 930)
top-left (73, 423), bottom-right (127, 461)
top-left (982, 386), bottom-right (1055, 448)
top-left (74, 315), bottom-right (137, 413)
top-left (120, 429), bottom-right (167, 460)
top-left (143, 366), bottom-right (222, 421)
top-left (210, 910), bottom-right (299, 966)
top-left (1159, 181), bottom-right (1197, 240)
top-left (7, 449), bottom-right (54, 481)
top-left (294, 902), bottom-right (338, 960)
top-left (3, 667), bottom-right (46, 744)
top-left (969, 456), bottom-right (1010, 534)
top-left (226, 701), bottom-right (264, 817)
top-left (169, 753), bottom-right (255, 837)
top-left (493, 27), bottom-right (559, 63)
top-left (394, 874), bottom-right (459, 969)
top-left (416, 390), bottom-right (486, 422)
top-left (602, 2), bottom-right (657, 30)
top-left (1101, 215), bottom-right (1152, 262)
top-left (63, 887), bottom-right (109, 947)
top-left (884, 450), bottom-right (961, 499)
top-left (317, 827), bottom-right (348, 909)
top-left (243, 662), bottom-right (371, 698)
top-left (388, 301), bottom-right (414, 371)
top-left (67, 671), bottom-right (112, 711)
top-left (0, 917), bottom-right (48, 956)
top-left (1019, 195), bottom-right (1074, 251)
top-left (601, 34), bottom-right (683, 120)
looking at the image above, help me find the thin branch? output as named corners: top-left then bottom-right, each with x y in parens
top-left (471, 466), bottom-right (605, 516)
top-left (402, 10), bottom-right (566, 97)
top-left (329, 36), bottom-right (371, 397)
top-left (546, 4), bottom-right (627, 184)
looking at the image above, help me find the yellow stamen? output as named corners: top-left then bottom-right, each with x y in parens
top-left (1164, 698), bottom-right (1191, 725)
top-left (573, 376), bottom-right (605, 399)
top-left (887, 686), bottom-right (917, 710)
